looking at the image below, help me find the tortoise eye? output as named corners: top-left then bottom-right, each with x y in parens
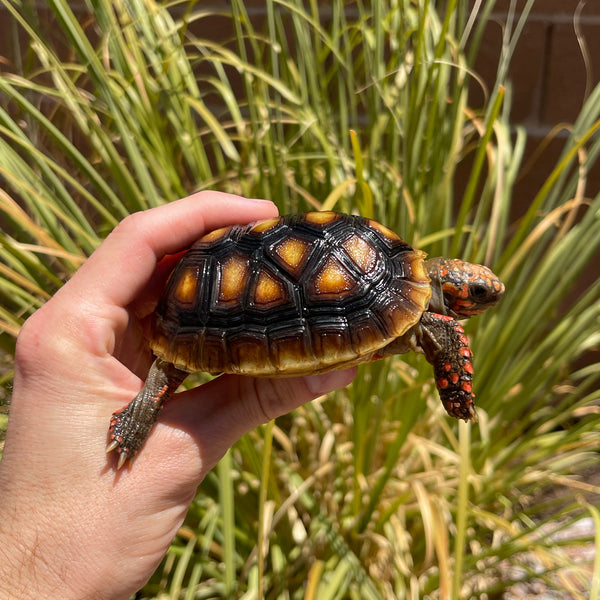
top-left (469, 284), bottom-right (489, 301)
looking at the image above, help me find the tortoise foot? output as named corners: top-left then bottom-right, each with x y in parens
top-left (418, 312), bottom-right (479, 423)
top-left (106, 359), bottom-right (187, 469)
top-left (107, 406), bottom-right (148, 469)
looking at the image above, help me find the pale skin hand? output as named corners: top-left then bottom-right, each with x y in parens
top-left (0, 192), bottom-right (356, 600)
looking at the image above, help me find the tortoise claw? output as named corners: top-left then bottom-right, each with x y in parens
top-left (467, 403), bottom-right (478, 423)
top-left (105, 439), bottom-right (119, 454)
top-left (117, 451), bottom-right (129, 470)
top-left (106, 439), bottom-right (132, 469)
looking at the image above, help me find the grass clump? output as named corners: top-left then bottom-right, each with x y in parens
top-left (0, 0), bottom-right (598, 598)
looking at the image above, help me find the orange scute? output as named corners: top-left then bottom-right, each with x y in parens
top-left (251, 217), bottom-right (281, 233)
top-left (410, 250), bottom-right (430, 282)
top-left (173, 268), bottom-right (198, 304)
top-left (343, 234), bottom-right (377, 273)
top-left (304, 211), bottom-right (340, 225)
top-left (274, 237), bottom-right (311, 272)
top-left (200, 226), bottom-right (229, 244)
top-left (367, 219), bottom-right (401, 241)
top-left (254, 269), bottom-right (286, 305)
top-left (313, 257), bottom-right (355, 295)
top-left (219, 255), bottom-right (250, 303)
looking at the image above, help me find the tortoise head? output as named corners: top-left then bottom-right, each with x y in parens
top-left (425, 257), bottom-right (505, 319)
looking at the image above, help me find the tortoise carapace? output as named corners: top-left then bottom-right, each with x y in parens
top-left (107, 211), bottom-right (504, 468)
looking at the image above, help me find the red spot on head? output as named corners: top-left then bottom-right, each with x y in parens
top-left (438, 378), bottom-right (449, 389)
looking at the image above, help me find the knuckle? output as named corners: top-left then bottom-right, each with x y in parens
top-left (14, 307), bottom-right (52, 375)
top-left (14, 299), bottom-right (84, 379)
top-left (110, 211), bottom-right (148, 242)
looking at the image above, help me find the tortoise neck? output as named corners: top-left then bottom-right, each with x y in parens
top-left (424, 258), bottom-right (452, 316)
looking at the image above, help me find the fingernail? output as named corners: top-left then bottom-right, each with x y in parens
top-left (247, 198), bottom-right (277, 207)
top-left (305, 368), bottom-right (357, 396)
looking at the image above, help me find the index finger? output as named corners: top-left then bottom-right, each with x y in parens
top-left (66, 192), bottom-right (278, 309)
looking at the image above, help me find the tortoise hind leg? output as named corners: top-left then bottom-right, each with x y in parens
top-left (418, 312), bottom-right (478, 423)
top-left (107, 358), bottom-right (188, 469)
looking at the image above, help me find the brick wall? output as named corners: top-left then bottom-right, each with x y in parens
top-left (483, 0), bottom-right (600, 129)
top-left (472, 0), bottom-right (600, 200)
top-left (1, 1), bottom-right (598, 196)
top-left (191, 1), bottom-right (600, 142)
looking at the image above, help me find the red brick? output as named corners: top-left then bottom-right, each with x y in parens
top-left (468, 19), bottom-right (504, 109)
top-left (505, 20), bottom-right (549, 123)
top-left (542, 22), bottom-right (600, 124)
top-left (491, 0), bottom-right (590, 15)
top-left (470, 19), bottom-right (549, 124)
top-left (528, 0), bottom-right (600, 15)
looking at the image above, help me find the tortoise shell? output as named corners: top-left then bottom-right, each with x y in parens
top-left (151, 211), bottom-right (431, 376)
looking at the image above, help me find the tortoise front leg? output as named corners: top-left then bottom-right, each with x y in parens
top-left (107, 358), bottom-right (188, 469)
top-left (418, 312), bottom-right (478, 423)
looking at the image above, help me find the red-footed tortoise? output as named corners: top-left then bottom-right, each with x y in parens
top-left (107, 211), bottom-right (505, 468)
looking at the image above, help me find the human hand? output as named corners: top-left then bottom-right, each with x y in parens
top-left (0, 192), bottom-right (356, 600)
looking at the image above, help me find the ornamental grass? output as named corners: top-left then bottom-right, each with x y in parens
top-left (0, 1), bottom-right (599, 598)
